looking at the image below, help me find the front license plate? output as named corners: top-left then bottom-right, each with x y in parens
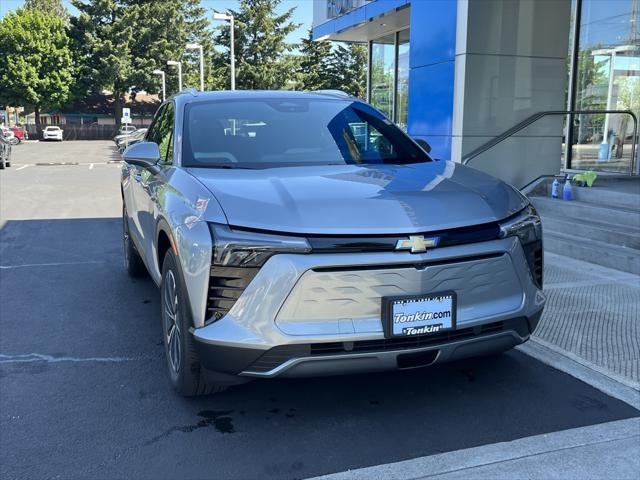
top-left (383, 292), bottom-right (457, 337)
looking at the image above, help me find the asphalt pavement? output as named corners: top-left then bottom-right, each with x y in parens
top-left (1, 141), bottom-right (638, 480)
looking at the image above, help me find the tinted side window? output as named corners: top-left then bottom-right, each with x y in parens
top-left (157, 102), bottom-right (175, 164)
top-left (146, 103), bottom-right (175, 164)
top-left (146, 105), bottom-right (166, 145)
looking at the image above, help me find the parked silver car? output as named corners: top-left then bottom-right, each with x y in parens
top-left (118, 128), bottom-right (147, 153)
top-left (113, 125), bottom-right (138, 144)
top-left (121, 90), bottom-right (544, 396)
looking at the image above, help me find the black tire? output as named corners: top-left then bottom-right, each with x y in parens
top-left (122, 205), bottom-right (147, 277)
top-left (161, 249), bottom-right (227, 396)
top-left (5, 162), bottom-right (10, 167)
top-left (0, 162), bottom-right (5, 170)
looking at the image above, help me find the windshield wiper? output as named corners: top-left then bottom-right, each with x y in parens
top-left (199, 164), bottom-right (254, 169)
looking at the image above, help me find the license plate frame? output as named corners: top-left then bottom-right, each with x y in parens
top-left (382, 291), bottom-right (457, 338)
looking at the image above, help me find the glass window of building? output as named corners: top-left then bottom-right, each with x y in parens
top-left (571, 0), bottom-right (640, 173)
top-left (396, 30), bottom-right (410, 131)
top-left (368, 29), bottom-right (410, 130)
top-left (370, 34), bottom-right (396, 120)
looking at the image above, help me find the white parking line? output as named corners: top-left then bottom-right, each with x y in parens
top-left (89, 163), bottom-right (94, 170)
top-left (0, 353), bottom-right (139, 364)
top-left (0, 260), bottom-right (104, 269)
top-left (15, 164), bottom-right (31, 171)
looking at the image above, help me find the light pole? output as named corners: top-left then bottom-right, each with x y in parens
top-left (186, 43), bottom-right (204, 91)
top-left (166, 60), bottom-right (183, 93)
top-left (213, 10), bottom-right (235, 90)
top-left (152, 69), bottom-right (166, 101)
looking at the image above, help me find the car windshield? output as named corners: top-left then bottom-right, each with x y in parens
top-left (183, 98), bottom-right (431, 169)
top-left (46, 127), bottom-right (60, 131)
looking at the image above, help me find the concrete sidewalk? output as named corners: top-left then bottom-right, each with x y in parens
top-left (536, 252), bottom-right (640, 387)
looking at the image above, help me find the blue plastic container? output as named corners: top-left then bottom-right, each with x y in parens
top-left (563, 177), bottom-right (572, 201)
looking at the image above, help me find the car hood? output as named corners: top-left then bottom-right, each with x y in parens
top-left (188, 161), bottom-right (528, 235)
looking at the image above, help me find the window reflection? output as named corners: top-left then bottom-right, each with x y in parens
top-left (396, 30), bottom-right (410, 131)
top-left (370, 34), bottom-right (395, 120)
top-left (572, 0), bottom-right (640, 173)
top-left (369, 29), bottom-right (411, 130)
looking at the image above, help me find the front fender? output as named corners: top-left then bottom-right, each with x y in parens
top-left (151, 168), bottom-right (224, 326)
top-left (174, 221), bottom-right (213, 328)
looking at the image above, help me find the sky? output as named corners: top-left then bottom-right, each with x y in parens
top-left (0, 0), bottom-right (314, 43)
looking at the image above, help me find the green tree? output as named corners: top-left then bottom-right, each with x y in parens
top-left (24, 0), bottom-right (69, 24)
top-left (70, 0), bottom-right (134, 122)
top-left (71, 0), bottom-right (218, 122)
top-left (0, 8), bottom-right (74, 135)
top-left (177, 0), bottom-right (226, 91)
top-left (297, 29), bottom-right (333, 91)
top-left (216, 0), bottom-right (300, 90)
top-left (127, 0), bottom-right (187, 95)
top-left (333, 43), bottom-right (367, 98)
top-left (324, 42), bottom-right (368, 99)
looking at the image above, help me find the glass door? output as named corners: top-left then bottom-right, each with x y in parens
top-left (570, 0), bottom-right (640, 174)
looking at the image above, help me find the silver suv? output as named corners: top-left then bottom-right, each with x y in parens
top-left (121, 90), bottom-right (544, 396)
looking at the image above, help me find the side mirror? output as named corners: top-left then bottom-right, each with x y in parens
top-left (414, 138), bottom-right (432, 153)
top-left (123, 141), bottom-right (160, 168)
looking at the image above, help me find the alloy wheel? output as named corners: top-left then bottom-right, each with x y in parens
top-left (163, 270), bottom-right (181, 374)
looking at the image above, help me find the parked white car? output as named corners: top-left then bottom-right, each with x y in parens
top-left (43, 126), bottom-right (63, 141)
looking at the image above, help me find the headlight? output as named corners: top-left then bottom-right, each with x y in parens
top-left (208, 223), bottom-right (311, 267)
top-left (499, 204), bottom-right (542, 246)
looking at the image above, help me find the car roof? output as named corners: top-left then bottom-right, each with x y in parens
top-left (169, 89), bottom-right (361, 108)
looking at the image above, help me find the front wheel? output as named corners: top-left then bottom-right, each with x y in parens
top-left (161, 249), bottom-right (227, 397)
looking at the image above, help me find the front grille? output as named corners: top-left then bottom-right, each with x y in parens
top-left (206, 266), bottom-right (259, 322)
top-left (523, 240), bottom-right (543, 288)
top-left (248, 321), bottom-right (508, 373)
top-left (306, 222), bottom-right (501, 253)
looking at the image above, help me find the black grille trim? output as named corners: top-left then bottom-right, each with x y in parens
top-left (523, 240), bottom-right (543, 289)
top-left (248, 320), bottom-right (512, 373)
top-left (206, 266), bottom-right (259, 322)
top-left (228, 222), bottom-right (501, 253)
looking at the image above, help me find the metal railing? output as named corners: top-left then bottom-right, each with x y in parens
top-left (462, 109), bottom-right (638, 176)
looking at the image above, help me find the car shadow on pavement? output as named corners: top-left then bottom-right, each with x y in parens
top-left (1, 217), bottom-right (639, 480)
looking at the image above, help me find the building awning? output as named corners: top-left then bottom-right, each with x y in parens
top-left (313, 0), bottom-right (409, 42)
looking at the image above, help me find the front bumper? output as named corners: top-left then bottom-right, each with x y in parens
top-left (192, 237), bottom-right (545, 377)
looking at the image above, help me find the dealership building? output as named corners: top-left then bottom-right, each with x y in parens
top-left (312, 0), bottom-right (639, 187)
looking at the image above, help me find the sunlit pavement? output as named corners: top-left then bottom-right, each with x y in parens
top-left (1, 142), bottom-right (638, 479)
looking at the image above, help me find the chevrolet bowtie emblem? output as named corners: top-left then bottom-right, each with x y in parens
top-left (395, 235), bottom-right (440, 253)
